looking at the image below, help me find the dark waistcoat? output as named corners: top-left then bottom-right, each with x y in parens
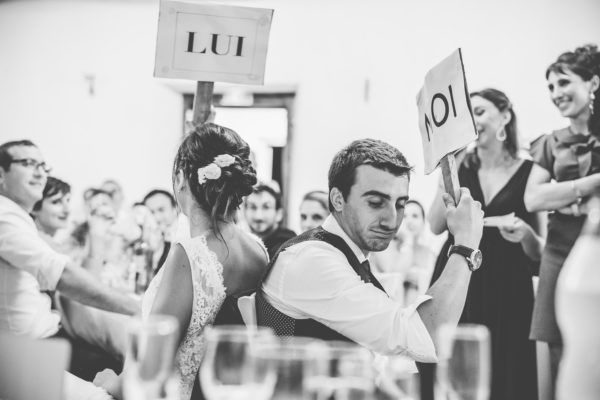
top-left (256, 226), bottom-right (387, 342)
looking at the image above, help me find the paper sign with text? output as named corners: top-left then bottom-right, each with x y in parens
top-left (154, 0), bottom-right (273, 85)
top-left (416, 49), bottom-right (477, 174)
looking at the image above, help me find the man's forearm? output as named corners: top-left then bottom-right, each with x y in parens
top-left (56, 261), bottom-right (140, 315)
top-left (418, 254), bottom-right (472, 351)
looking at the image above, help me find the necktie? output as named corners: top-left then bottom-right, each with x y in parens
top-left (359, 260), bottom-right (372, 283)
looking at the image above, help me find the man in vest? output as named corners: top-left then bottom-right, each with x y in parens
top-left (257, 138), bottom-right (483, 362)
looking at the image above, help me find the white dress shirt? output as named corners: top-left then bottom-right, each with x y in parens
top-left (262, 215), bottom-right (437, 362)
top-left (0, 195), bottom-right (68, 338)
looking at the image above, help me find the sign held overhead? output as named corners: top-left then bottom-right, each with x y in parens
top-left (416, 48), bottom-right (477, 175)
top-left (154, 0), bottom-right (274, 85)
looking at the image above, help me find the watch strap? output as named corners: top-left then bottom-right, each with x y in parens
top-left (447, 244), bottom-right (479, 271)
top-left (447, 244), bottom-right (475, 259)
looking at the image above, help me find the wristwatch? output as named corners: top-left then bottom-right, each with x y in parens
top-left (447, 244), bottom-right (483, 271)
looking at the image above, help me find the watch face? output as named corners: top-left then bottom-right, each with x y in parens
top-left (470, 250), bottom-right (483, 270)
